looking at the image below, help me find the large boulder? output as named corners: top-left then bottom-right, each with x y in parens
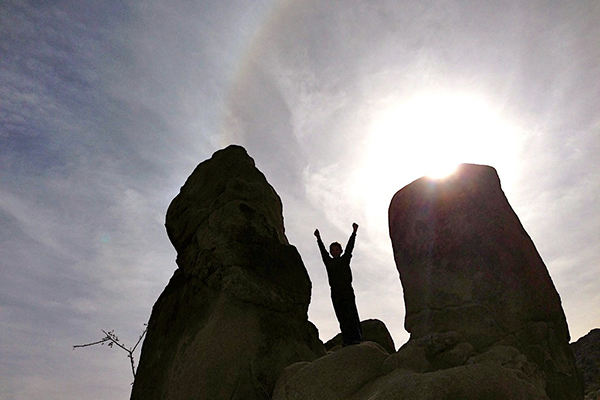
top-left (272, 164), bottom-right (583, 400)
top-left (388, 164), bottom-right (583, 400)
top-left (273, 342), bottom-right (390, 400)
top-left (324, 319), bottom-right (396, 354)
top-left (131, 145), bottom-right (325, 400)
top-left (571, 329), bottom-right (600, 399)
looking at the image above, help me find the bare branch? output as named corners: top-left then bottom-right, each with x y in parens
top-left (101, 329), bottom-right (130, 353)
top-left (72, 337), bottom-right (110, 349)
top-left (131, 325), bottom-right (148, 354)
top-left (129, 352), bottom-right (136, 379)
top-left (73, 323), bottom-right (148, 383)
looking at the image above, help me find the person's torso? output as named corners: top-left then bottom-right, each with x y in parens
top-left (325, 255), bottom-right (353, 292)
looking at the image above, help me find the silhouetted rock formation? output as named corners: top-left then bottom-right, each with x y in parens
top-left (389, 164), bottom-right (583, 400)
top-left (272, 164), bottom-right (583, 400)
top-left (572, 329), bottom-right (600, 399)
top-left (325, 319), bottom-right (396, 353)
top-left (273, 341), bottom-right (392, 399)
top-left (131, 145), bottom-right (325, 400)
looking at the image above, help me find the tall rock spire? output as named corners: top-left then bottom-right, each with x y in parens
top-left (131, 145), bottom-right (325, 400)
top-left (388, 163), bottom-right (583, 400)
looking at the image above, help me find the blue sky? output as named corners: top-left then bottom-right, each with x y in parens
top-left (1, 0), bottom-right (599, 398)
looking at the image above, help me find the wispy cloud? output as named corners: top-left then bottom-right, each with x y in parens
top-left (1, 0), bottom-right (599, 398)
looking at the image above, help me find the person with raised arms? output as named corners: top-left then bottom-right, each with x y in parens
top-left (314, 223), bottom-right (362, 346)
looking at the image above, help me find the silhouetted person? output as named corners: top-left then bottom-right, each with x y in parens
top-left (314, 223), bottom-right (363, 346)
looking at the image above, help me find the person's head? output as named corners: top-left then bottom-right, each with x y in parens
top-left (329, 242), bottom-right (343, 258)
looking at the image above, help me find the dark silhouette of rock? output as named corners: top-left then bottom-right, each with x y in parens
top-left (389, 164), bottom-right (583, 400)
top-left (274, 340), bottom-right (550, 400)
top-left (324, 319), bottom-right (396, 354)
top-left (131, 145), bottom-right (325, 400)
top-left (272, 164), bottom-right (583, 400)
top-left (572, 329), bottom-right (600, 399)
top-left (273, 342), bottom-right (390, 399)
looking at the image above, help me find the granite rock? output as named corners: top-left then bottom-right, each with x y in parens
top-left (388, 164), bottom-right (583, 400)
top-left (571, 328), bottom-right (600, 398)
top-left (130, 145), bottom-right (325, 400)
top-left (324, 319), bottom-right (396, 354)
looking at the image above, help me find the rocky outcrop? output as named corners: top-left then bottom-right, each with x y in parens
top-left (273, 340), bottom-right (550, 400)
top-left (130, 145), bottom-right (325, 400)
top-left (273, 342), bottom-right (391, 400)
top-left (272, 164), bottom-right (583, 400)
top-left (571, 329), bottom-right (600, 399)
top-left (325, 319), bottom-right (396, 354)
top-left (388, 164), bottom-right (583, 400)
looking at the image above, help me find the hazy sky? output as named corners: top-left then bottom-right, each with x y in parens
top-left (1, 0), bottom-right (598, 398)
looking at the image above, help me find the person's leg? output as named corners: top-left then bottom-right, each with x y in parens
top-left (333, 294), bottom-right (362, 345)
top-left (347, 298), bottom-right (363, 344)
top-left (332, 295), bottom-right (352, 345)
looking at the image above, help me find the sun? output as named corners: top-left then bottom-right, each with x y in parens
top-left (354, 91), bottom-right (521, 222)
top-left (367, 93), bottom-right (507, 178)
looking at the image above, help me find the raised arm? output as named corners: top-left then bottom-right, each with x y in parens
top-left (344, 223), bottom-right (359, 256)
top-left (314, 229), bottom-right (330, 261)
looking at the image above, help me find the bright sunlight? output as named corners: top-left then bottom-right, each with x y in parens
top-left (354, 91), bottom-right (522, 224)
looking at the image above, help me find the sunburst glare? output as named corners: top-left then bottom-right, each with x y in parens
top-left (355, 91), bottom-right (522, 224)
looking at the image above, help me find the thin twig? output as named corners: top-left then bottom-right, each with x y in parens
top-left (72, 338), bottom-right (109, 349)
top-left (101, 330), bottom-right (130, 352)
top-left (128, 325), bottom-right (148, 379)
top-left (72, 324), bottom-right (148, 382)
top-left (131, 325), bottom-right (148, 354)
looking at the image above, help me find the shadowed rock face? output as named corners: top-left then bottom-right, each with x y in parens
top-left (571, 329), bottom-right (600, 399)
top-left (131, 145), bottom-right (325, 400)
top-left (388, 164), bottom-right (582, 400)
top-left (325, 319), bottom-right (396, 354)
